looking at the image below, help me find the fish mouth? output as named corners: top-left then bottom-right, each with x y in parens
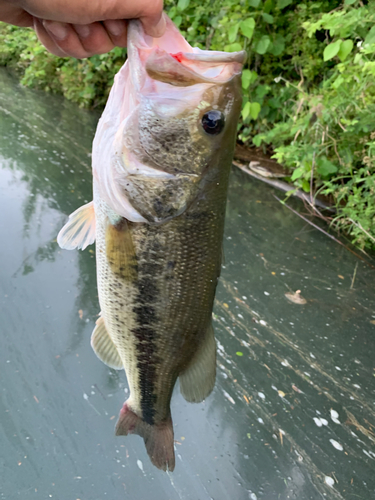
top-left (127, 15), bottom-right (246, 88)
top-left (122, 15), bottom-right (246, 174)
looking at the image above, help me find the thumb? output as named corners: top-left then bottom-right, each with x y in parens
top-left (140, 11), bottom-right (166, 38)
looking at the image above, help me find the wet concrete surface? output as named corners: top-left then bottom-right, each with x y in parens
top-left (0, 68), bottom-right (374, 500)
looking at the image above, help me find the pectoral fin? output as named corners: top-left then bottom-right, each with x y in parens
top-left (90, 317), bottom-right (123, 370)
top-left (57, 201), bottom-right (96, 250)
top-left (106, 218), bottom-right (138, 281)
top-left (179, 323), bottom-right (216, 403)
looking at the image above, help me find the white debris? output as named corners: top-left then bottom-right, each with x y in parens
top-left (325, 476), bottom-right (334, 487)
top-left (258, 392), bottom-right (265, 399)
top-left (137, 460), bottom-right (143, 471)
top-left (330, 409), bottom-right (340, 424)
top-left (259, 320), bottom-right (267, 326)
top-left (223, 390), bottom-right (235, 405)
top-left (330, 439), bottom-right (343, 451)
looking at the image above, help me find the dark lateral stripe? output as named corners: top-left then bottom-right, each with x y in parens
top-left (132, 326), bottom-right (158, 425)
top-left (131, 239), bottom-right (161, 425)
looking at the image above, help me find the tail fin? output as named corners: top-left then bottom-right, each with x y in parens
top-left (115, 403), bottom-right (175, 472)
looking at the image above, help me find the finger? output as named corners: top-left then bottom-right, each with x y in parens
top-left (43, 20), bottom-right (93, 59)
top-left (0, 2), bottom-right (33, 27)
top-left (140, 9), bottom-right (166, 38)
top-left (33, 17), bottom-right (68, 57)
top-left (103, 19), bottom-right (127, 48)
top-left (73, 22), bottom-right (116, 55)
top-left (15, 0), bottom-right (165, 31)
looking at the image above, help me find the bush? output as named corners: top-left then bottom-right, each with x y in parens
top-left (0, 0), bottom-right (374, 250)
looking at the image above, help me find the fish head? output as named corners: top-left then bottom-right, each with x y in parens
top-left (93, 16), bottom-right (245, 223)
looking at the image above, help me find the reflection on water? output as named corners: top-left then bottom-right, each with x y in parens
top-left (1, 68), bottom-right (375, 499)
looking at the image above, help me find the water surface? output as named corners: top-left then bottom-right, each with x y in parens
top-left (1, 68), bottom-right (374, 500)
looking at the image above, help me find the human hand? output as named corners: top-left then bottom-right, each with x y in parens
top-left (0, 0), bottom-right (165, 58)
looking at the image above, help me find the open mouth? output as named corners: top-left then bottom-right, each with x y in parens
top-left (127, 16), bottom-right (246, 89)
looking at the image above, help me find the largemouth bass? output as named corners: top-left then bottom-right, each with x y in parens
top-left (58, 16), bottom-right (244, 471)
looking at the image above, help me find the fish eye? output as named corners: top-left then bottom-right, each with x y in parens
top-left (201, 110), bottom-right (225, 135)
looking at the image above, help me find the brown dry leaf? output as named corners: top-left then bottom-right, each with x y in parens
top-left (292, 384), bottom-right (303, 394)
top-left (78, 309), bottom-right (83, 320)
top-left (285, 290), bottom-right (307, 305)
top-left (338, 275), bottom-right (344, 279)
top-left (370, 320), bottom-right (375, 325)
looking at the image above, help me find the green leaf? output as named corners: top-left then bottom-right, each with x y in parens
top-left (262, 13), bottom-right (274, 24)
top-left (255, 84), bottom-right (269, 99)
top-left (263, 0), bottom-right (273, 12)
top-left (316, 158), bottom-right (338, 177)
top-left (236, 351), bottom-right (244, 356)
top-left (365, 26), bottom-right (375, 46)
top-left (177, 0), bottom-right (190, 11)
top-left (250, 102), bottom-right (261, 120)
top-left (268, 97), bottom-right (281, 109)
top-left (344, 0), bottom-right (356, 4)
top-left (255, 35), bottom-right (271, 55)
top-left (337, 39), bottom-right (353, 61)
top-left (278, 0), bottom-right (293, 8)
top-left (242, 70), bottom-right (251, 90)
top-left (249, 0), bottom-right (261, 6)
top-left (269, 35), bottom-right (285, 56)
top-left (332, 75), bottom-right (344, 89)
top-left (301, 180), bottom-right (310, 192)
top-left (240, 18), bottom-right (256, 40)
top-left (323, 40), bottom-right (342, 61)
top-left (224, 42), bottom-right (243, 53)
top-left (252, 134), bottom-right (263, 147)
top-left (228, 23), bottom-right (240, 43)
top-left (242, 101), bottom-right (251, 120)
top-left (291, 166), bottom-right (305, 181)
top-left (247, 433), bottom-right (251, 439)
top-left (241, 69), bottom-right (258, 89)
top-left (173, 15), bottom-right (182, 27)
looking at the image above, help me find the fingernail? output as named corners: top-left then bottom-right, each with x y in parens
top-left (43, 20), bottom-right (68, 41)
top-left (149, 14), bottom-right (166, 38)
top-left (104, 19), bottom-right (126, 37)
top-left (73, 24), bottom-right (91, 39)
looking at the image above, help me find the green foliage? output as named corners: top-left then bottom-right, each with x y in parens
top-left (0, 1), bottom-right (374, 249)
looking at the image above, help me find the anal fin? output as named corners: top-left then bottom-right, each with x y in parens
top-left (179, 323), bottom-right (216, 403)
top-left (57, 201), bottom-right (96, 250)
top-left (91, 317), bottom-right (123, 370)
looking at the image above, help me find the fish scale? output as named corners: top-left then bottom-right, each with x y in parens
top-left (95, 176), bottom-right (227, 421)
top-left (57, 15), bottom-right (244, 471)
